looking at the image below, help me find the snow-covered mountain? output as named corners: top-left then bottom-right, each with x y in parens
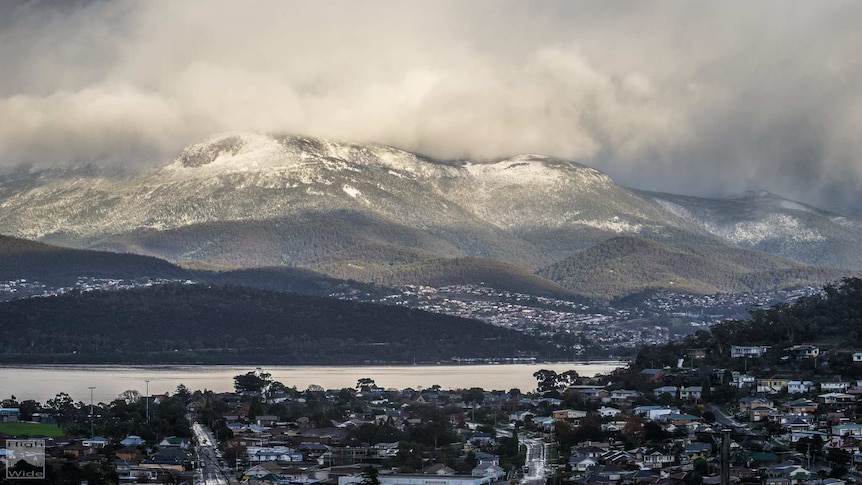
top-left (0, 132), bottom-right (860, 275)
top-left (637, 189), bottom-right (862, 269)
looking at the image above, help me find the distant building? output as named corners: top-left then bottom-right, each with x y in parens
top-left (0, 408), bottom-right (19, 423)
top-left (757, 378), bottom-right (789, 394)
top-left (679, 386), bottom-right (704, 401)
top-left (788, 345), bottom-right (819, 359)
top-left (731, 346), bottom-right (769, 358)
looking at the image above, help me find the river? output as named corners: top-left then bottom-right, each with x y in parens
top-left (0, 362), bottom-right (624, 403)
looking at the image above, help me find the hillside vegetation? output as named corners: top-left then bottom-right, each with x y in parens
top-left (0, 283), bottom-right (560, 364)
top-left (0, 235), bottom-right (188, 284)
top-left (538, 236), bottom-right (855, 300)
top-left (632, 277), bottom-right (862, 374)
top-left (314, 255), bottom-right (576, 299)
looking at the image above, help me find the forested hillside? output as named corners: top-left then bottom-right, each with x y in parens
top-left (0, 283), bottom-right (560, 364)
top-left (538, 236), bottom-right (854, 300)
top-left (0, 235), bottom-right (188, 284)
top-left (631, 277), bottom-right (862, 374)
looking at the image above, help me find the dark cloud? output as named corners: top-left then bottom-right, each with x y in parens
top-left (0, 0), bottom-right (860, 210)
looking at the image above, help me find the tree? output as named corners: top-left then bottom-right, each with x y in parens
top-left (358, 466), bottom-right (381, 485)
top-left (46, 392), bottom-right (76, 425)
top-left (174, 384), bottom-right (192, 404)
top-left (17, 400), bottom-right (40, 421)
top-left (462, 387), bottom-right (485, 405)
top-left (248, 397), bottom-right (263, 420)
top-left (357, 378), bottom-right (376, 391)
top-left (557, 370), bottom-right (580, 386)
top-left (233, 371), bottom-right (272, 394)
top-left (118, 390), bottom-right (141, 405)
top-left (533, 369), bottom-right (558, 393)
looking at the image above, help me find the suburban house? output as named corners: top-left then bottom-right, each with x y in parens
top-left (683, 442), bottom-right (713, 460)
top-left (666, 413), bottom-right (701, 426)
top-left (785, 399), bottom-right (818, 414)
top-left (788, 345), bottom-right (820, 359)
top-left (570, 456), bottom-right (598, 472)
top-left (757, 378), bottom-right (789, 394)
top-left (159, 436), bottom-right (191, 449)
top-left (731, 346), bottom-right (769, 358)
top-left (832, 423), bottom-right (862, 437)
top-left (422, 464), bottom-right (456, 475)
top-left (609, 389), bottom-right (640, 404)
top-left (597, 406), bottom-right (621, 418)
top-left (653, 386), bottom-right (678, 399)
top-left (552, 409), bottom-right (588, 423)
top-left (640, 369), bottom-right (665, 381)
top-left (120, 435), bottom-right (146, 446)
top-left (679, 386), bottom-right (704, 401)
top-left (739, 397), bottom-right (773, 413)
top-left (819, 393), bottom-right (855, 405)
top-left (471, 462), bottom-right (504, 480)
top-left (750, 406), bottom-right (773, 422)
top-left (82, 437), bottom-right (109, 448)
top-left (820, 380), bottom-right (851, 392)
top-left (853, 352), bottom-right (862, 362)
top-left (633, 406), bottom-right (678, 420)
top-left (766, 462), bottom-right (812, 484)
top-left (637, 448), bottom-right (675, 469)
top-left (788, 381), bottom-right (816, 394)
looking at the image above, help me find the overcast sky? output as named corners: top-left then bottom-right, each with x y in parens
top-left (1, 1), bottom-right (860, 211)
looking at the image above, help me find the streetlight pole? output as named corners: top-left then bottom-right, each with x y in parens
top-left (88, 386), bottom-right (95, 437)
top-left (145, 379), bottom-right (150, 424)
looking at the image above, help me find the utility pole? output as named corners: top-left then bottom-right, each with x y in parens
top-left (88, 386), bottom-right (96, 437)
top-left (145, 379), bottom-right (150, 424)
top-left (721, 428), bottom-right (731, 485)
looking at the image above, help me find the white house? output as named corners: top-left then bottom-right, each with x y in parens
top-left (820, 381), bottom-right (850, 392)
top-left (819, 393), bottom-right (855, 405)
top-left (472, 463), bottom-right (504, 480)
top-left (82, 437), bottom-right (109, 448)
top-left (832, 423), bottom-right (862, 437)
top-left (610, 389), bottom-right (640, 403)
top-left (597, 406), bottom-right (622, 418)
top-left (788, 381), bottom-right (816, 394)
top-left (789, 345), bottom-right (819, 359)
top-left (731, 346), bottom-right (769, 358)
top-left (640, 449), bottom-right (675, 469)
top-left (853, 352), bottom-right (862, 362)
top-left (570, 456), bottom-right (598, 472)
top-left (633, 406), bottom-right (678, 420)
top-left (247, 446), bottom-right (303, 462)
top-left (653, 386), bottom-right (678, 399)
top-left (679, 386), bottom-right (704, 401)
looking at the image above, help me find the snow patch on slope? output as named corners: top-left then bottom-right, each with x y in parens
top-left (342, 185), bottom-right (361, 198)
top-left (574, 217), bottom-right (643, 233)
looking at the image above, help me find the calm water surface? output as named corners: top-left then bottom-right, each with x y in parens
top-left (0, 362), bottom-right (624, 403)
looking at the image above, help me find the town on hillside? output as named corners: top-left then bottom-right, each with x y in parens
top-left (3, 348), bottom-right (862, 485)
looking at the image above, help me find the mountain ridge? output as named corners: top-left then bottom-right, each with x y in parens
top-left (1, 132), bottom-right (860, 299)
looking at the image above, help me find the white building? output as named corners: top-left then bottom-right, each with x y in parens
top-left (731, 346), bottom-right (769, 358)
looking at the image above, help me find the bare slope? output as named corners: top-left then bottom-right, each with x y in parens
top-left (538, 236), bottom-right (855, 300)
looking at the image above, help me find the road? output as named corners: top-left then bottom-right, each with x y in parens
top-left (706, 405), bottom-right (747, 431)
top-left (522, 438), bottom-right (548, 485)
top-left (192, 422), bottom-right (236, 485)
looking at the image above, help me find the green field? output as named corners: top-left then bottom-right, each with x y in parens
top-left (0, 422), bottom-right (64, 437)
